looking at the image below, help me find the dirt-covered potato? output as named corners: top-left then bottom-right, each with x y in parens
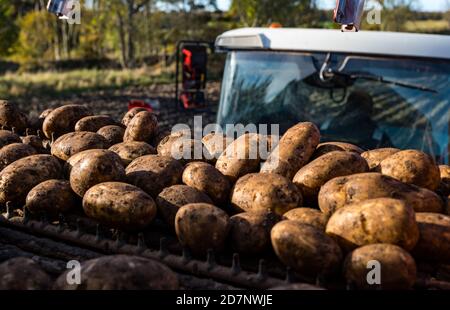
top-left (326, 198), bottom-right (419, 252)
top-left (151, 128), bottom-right (170, 147)
top-left (156, 185), bottom-right (213, 228)
top-left (202, 132), bottom-right (233, 162)
top-left (318, 173), bottom-right (444, 215)
top-left (75, 115), bottom-right (119, 132)
top-left (54, 255), bottom-right (179, 290)
top-left (293, 151), bottom-right (368, 204)
top-left (182, 162), bottom-right (231, 205)
top-left (21, 135), bottom-right (47, 153)
top-left (26, 179), bottom-right (78, 215)
top-left (379, 149), bottom-right (440, 191)
top-left (412, 213), bottom-right (450, 262)
top-left (69, 149), bottom-right (125, 197)
top-left (312, 142), bottom-right (364, 160)
top-left (229, 211), bottom-right (280, 254)
top-left (231, 173), bottom-right (302, 215)
top-left (157, 132), bottom-right (204, 163)
top-left (344, 244), bottom-right (416, 290)
top-left (122, 107), bottom-right (148, 127)
top-left (126, 155), bottom-right (183, 197)
top-left (51, 131), bottom-right (110, 161)
top-left (0, 257), bottom-right (52, 290)
top-left (361, 148), bottom-right (400, 171)
top-left (39, 108), bottom-right (54, 120)
top-left (271, 220), bottom-right (342, 276)
top-left (283, 208), bottom-right (329, 231)
top-left (83, 182), bottom-right (156, 230)
top-left (437, 165), bottom-right (450, 196)
top-left (261, 122), bottom-right (320, 179)
top-left (97, 125), bottom-right (125, 146)
top-left (0, 130), bottom-right (21, 148)
top-left (42, 104), bottom-right (90, 139)
top-left (0, 100), bottom-right (28, 132)
top-left (175, 203), bottom-right (230, 255)
top-left (0, 143), bottom-right (37, 171)
top-left (109, 141), bottom-right (156, 166)
top-left (123, 111), bottom-right (158, 143)
top-left (0, 154), bottom-right (62, 205)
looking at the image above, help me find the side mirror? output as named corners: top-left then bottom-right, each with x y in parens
top-left (333, 0), bottom-right (366, 32)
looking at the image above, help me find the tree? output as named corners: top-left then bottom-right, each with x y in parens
top-left (0, 1), bottom-right (19, 57)
top-left (374, 0), bottom-right (416, 31)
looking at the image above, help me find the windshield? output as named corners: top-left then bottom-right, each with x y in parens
top-left (217, 51), bottom-right (450, 163)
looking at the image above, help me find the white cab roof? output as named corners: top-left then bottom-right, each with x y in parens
top-left (215, 28), bottom-right (450, 60)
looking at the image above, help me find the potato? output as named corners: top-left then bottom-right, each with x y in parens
top-left (344, 244), bottom-right (416, 290)
top-left (123, 111), bottom-right (158, 143)
top-left (21, 135), bottom-right (47, 153)
top-left (412, 213), bottom-right (450, 262)
top-left (261, 122), bottom-right (320, 179)
top-left (42, 104), bottom-right (90, 139)
top-left (202, 132), bottom-right (233, 162)
top-left (39, 108), bottom-right (54, 120)
top-left (54, 255), bottom-right (179, 290)
top-left (75, 115), bottom-right (118, 132)
top-left (69, 149), bottom-right (125, 197)
top-left (97, 125), bottom-right (125, 146)
top-left (293, 151), bottom-right (368, 204)
top-left (0, 257), bottom-right (52, 290)
top-left (126, 155), bottom-right (183, 197)
top-left (0, 100), bottom-right (28, 132)
top-left (0, 130), bottom-right (21, 148)
top-left (158, 132), bottom-right (204, 163)
top-left (231, 173), bottom-right (302, 216)
top-left (182, 162), bottom-right (231, 205)
top-left (229, 211), bottom-right (280, 254)
top-left (156, 185), bottom-right (213, 228)
top-left (326, 198), bottom-right (419, 252)
top-left (151, 128), bottom-right (170, 147)
top-left (312, 141), bottom-right (364, 160)
top-left (25, 179), bottom-right (78, 215)
top-left (0, 154), bottom-right (62, 205)
top-left (379, 149), bottom-right (440, 191)
top-left (361, 148), bottom-right (400, 171)
top-left (0, 143), bottom-right (37, 171)
top-left (109, 141), bottom-right (156, 166)
top-left (64, 149), bottom-right (101, 177)
top-left (437, 165), bottom-right (450, 196)
top-left (283, 208), bottom-right (329, 231)
top-left (175, 203), bottom-right (230, 255)
top-left (271, 221), bottom-right (342, 276)
top-left (318, 173), bottom-right (444, 215)
top-left (83, 182), bottom-right (156, 230)
top-left (51, 131), bottom-right (110, 161)
top-left (122, 107), bottom-right (148, 127)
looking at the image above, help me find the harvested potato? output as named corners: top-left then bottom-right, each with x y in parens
top-left (231, 173), bottom-right (302, 215)
top-left (318, 173), bottom-right (444, 215)
top-left (54, 255), bottom-right (179, 290)
top-left (0, 100), bottom-right (28, 132)
top-left (21, 135), bottom-right (47, 153)
top-left (271, 221), bottom-right (342, 276)
top-left (229, 211), bottom-right (280, 254)
top-left (0, 130), bottom-right (21, 148)
top-left (0, 258), bottom-right (52, 290)
top-left (83, 182), bottom-right (156, 230)
top-left (75, 115), bottom-right (118, 132)
top-left (0, 143), bottom-right (37, 171)
top-left (42, 104), bottom-right (90, 139)
top-left (26, 179), bottom-right (78, 215)
top-left (344, 244), bottom-right (416, 290)
top-left (283, 208), bottom-right (329, 231)
top-left (312, 142), bottom-right (364, 160)
top-left (122, 107), bottom-right (148, 127)
top-left (261, 122), bottom-right (320, 179)
top-left (51, 131), bottom-right (110, 161)
top-left (326, 198), bottom-right (419, 252)
top-left (158, 132), bottom-right (204, 163)
top-left (156, 185), bottom-right (213, 228)
top-left (361, 148), bottom-right (400, 171)
top-left (126, 155), bottom-right (183, 197)
top-left (0, 154), bottom-right (62, 205)
top-left (64, 149), bottom-right (101, 177)
top-left (39, 108), bottom-right (54, 120)
top-left (151, 128), bottom-right (170, 147)
top-left (437, 165), bottom-right (450, 196)
top-left (293, 151), bottom-right (368, 204)
top-left (182, 161), bottom-right (231, 205)
top-left (412, 213), bottom-right (450, 262)
top-left (97, 125), bottom-right (125, 146)
top-left (379, 149), bottom-right (440, 191)
top-left (109, 141), bottom-right (156, 166)
top-left (69, 149), bottom-right (125, 197)
top-left (123, 111), bottom-right (158, 143)
top-left (175, 203), bottom-right (230, 255)
top-left (202, 132), bottom-right (233, 162)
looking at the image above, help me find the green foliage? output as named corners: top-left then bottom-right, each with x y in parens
top-left (0, 1), bottom-right (19, 57)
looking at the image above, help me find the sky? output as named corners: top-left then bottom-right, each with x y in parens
top-left (216, 0), bottom-right (449, 12)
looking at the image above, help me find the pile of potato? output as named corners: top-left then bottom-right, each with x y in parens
top-left (1, 99), bottom-right (449, 290)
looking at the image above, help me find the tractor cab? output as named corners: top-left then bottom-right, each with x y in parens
top-left (214, 28), bottom-right (450, 163)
